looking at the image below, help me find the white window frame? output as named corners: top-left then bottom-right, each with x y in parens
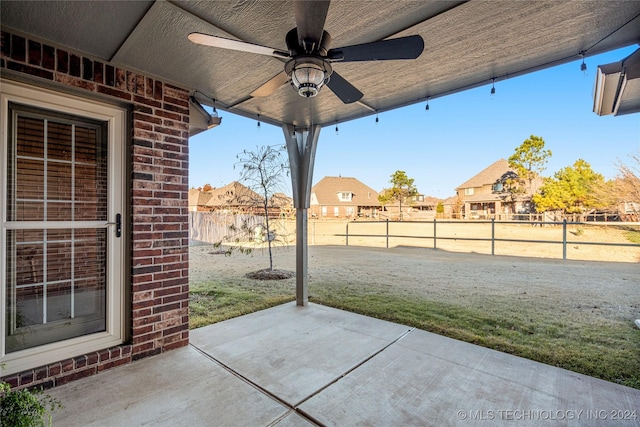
top-left (337, 192), bottom-right (352, 202)
top-left (321, 206), bottom-right (327, 217)
top-left (334, 207), bottom-right (339, 217)
top-left (0, 80), bottom-right (126, 375)
top-left (464, 187), bottom-right (475, 196)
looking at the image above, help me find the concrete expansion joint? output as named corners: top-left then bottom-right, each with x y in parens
top-left (190, 328), bottom-right (415, 427)
top-left (292, 328), bottom-right (416, 412)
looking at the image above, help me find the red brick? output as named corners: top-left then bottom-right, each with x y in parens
top-left (132, 342), bottom-right (155, 355)
top-left (28, 40), bottom-right (41, 65)
top-left (55, 74), bottom-right (96, 91)
top-left (74, 355), bottom-right (87, 369)
top-left (48, 362), bottom-right (62, 376)
top-left (97, 85), bottom-right (132, 101)
top-left (153, 302), bottom-right (181, 314)
top-left (132, 331), bottom-right (162, 345)
top-left (87, 353), bottom-right (99, 365)
top-left (164, 339), bottom-right (189, 351)
top-left (98, 349), bottom-right (110, 362)
top-left (133, 324), bottom-right (154, 336)
top-left (62, 359), bottom-right (74, 373)
top-left (20, 371), bottom-right (34, 385)
top-left (133, 314), bottom-right (162, 327)
top-left (134, 95), bottom-right (162, 108)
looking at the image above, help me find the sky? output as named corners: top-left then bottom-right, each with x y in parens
top-left (189, 46), bottom-right (640, 199)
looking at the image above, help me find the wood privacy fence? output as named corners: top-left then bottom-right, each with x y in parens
top-left (189, 211), bottom-right (266, 244)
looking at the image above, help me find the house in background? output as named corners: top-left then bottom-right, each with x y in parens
top-left (189, 183), bottom-right (294, 217)
top-left (379, 193), bottom-right (441, 220)
top-left (310, 176), bottom-right (380, 219)
top-left (269, 193), bottom-right (295, 218)
top-left (441, 195), bottom-right (462, 218)
top-left (455, 159), bottom-right (542, 219)
top-left (188, 188), bottom-right (212, 212)
top-left (200, 181), bottom-right (262, 213)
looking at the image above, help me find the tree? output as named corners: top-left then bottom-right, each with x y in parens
top-left (532, 159), bottom-right (606, 214)
top-left (436, 201), bottom-right (444, 218)
top-left (234, 145), bottom-right (290, 276)
top-left (611, 151), bottom-right (640, 220)
top-left (202, 183), bottom-right (213, 192)
top-left (378, 170), bottom-right (418, 221)
top-left (493, 170), bottom-right (526, 203)
top-left (508, 135), bottom-right (552, 193)
top-left (592, 150), bottom-right (640, 220)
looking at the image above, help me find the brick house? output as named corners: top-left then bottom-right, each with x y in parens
top-left (189, 183), bottom-right (293, 217)
top-left (380, 194), bottom-right (442, 220)
top-left (0, 31), bottom-right (213, 388)
top-left (310, 176), bottom-right (380, 219)
top-left (455, 159), bottom-right (542, 219)
top-left (189, 182), bottom-right (262, 213)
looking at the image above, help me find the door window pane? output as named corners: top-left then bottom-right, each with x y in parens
top-left (5, 105), bottom-right (108, 353)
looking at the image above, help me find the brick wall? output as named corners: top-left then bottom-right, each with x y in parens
top-left (1, 31), bottom-right (190, 389)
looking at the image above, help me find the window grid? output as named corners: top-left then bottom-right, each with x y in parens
top-left (6, 109), bottom-right (107, 349)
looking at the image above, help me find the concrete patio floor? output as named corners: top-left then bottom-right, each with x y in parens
top-left (50, 302), bottom-right (640, 426)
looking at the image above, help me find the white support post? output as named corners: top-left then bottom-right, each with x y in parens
top-left (283, 124), bottom-right (321, 306)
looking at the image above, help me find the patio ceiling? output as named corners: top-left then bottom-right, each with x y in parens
top-left (2, 1), bottom-right (640, 129)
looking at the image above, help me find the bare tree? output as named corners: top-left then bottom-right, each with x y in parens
top-left (593, 150), bottom-right (640, 220)
top-left (235, 145), bottom-right (292, 276)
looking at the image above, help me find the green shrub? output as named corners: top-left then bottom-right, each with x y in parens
top-left (0, 381), bottom-right (62, 427)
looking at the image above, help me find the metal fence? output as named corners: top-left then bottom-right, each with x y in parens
top-left (341, 219), bottom-right (640, 260)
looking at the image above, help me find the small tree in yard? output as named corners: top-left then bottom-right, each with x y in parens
top-left (233, 145), bottom-right (293, 279)
top-left (378, 170), bottom-right (419, 221)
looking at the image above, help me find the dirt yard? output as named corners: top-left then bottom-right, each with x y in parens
top-left (189, 243), bottom-right (640, 329)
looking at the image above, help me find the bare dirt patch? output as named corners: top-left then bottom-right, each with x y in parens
top-left (245, 268), bottom-right (294, 280)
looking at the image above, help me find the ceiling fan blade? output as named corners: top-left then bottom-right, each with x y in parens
top-left (188, 33), bottom-right (289, 58)
top-left (328, 35), bottom-right (424, 62)
top-left (326, 71), bottom-right (363, 104)
top-left (250, 71), bottom-right (290, 97)
top-left (293, 0), bottom-right (330, 52)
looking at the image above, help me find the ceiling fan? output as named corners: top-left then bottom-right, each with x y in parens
top-left (188, 0), bottom-right (424, 104)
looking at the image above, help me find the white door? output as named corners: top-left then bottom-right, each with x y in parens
top-left (1, 81), bottom-right (125, 375)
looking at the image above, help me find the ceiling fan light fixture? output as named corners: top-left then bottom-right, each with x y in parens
top-left (286, 56), bottom-right (332, 98)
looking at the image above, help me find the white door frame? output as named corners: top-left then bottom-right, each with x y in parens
top-left (0, 80), bottom-right (126, 376)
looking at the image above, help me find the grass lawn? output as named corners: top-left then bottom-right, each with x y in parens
top-left (308, 286), bottom-right (640, 390)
